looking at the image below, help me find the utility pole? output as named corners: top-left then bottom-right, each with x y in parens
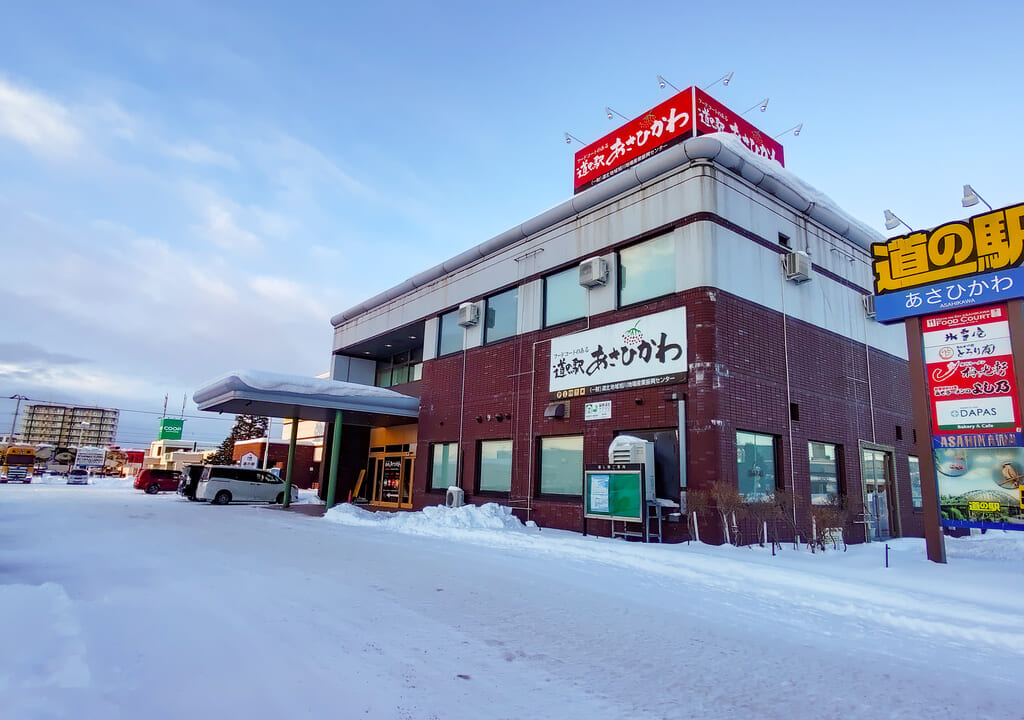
top-left (8, 395), bottom-right (27, 443)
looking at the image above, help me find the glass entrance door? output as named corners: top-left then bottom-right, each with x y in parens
top-left (368, 451), bottom-right (414, 508)
top-left (861, 448), bottom-right (896, 541)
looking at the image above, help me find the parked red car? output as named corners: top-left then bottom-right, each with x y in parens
top-left (134, 469), bottom-right (183, 494)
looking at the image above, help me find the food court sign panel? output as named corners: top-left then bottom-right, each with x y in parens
top-left (922, 304), bottom-right (1023, 448)
top-left (871, 202), bottom-right (1024, 323)
top-left (549, 308), bottom-right (687, 400)
top-left (573, 86), bottom-right (783, 193)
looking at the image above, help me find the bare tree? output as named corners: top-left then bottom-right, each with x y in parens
top-left (709, 481), bottom-right (746, 546)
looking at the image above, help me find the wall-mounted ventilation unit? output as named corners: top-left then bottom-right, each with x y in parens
top-left (862, 294), bottom-right (876, 318)
top-left (578, 257), bottom-right (609, 287)
top-left (457, 302), bottom-right (479, 327)
top-left (784, 251), bottom-right (812, 283)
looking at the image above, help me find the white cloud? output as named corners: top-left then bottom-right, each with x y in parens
top-left (0, 76), bottom-right (82, 156)
top-left (166, 140), bottom-right (239, 170)
top-left (194, 194), bottom-right (264, 252)
top-left (248, 275), bottom-right (327, 320)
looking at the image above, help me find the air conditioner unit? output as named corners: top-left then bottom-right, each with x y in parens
top-left (457, 302), bottom-right (479, 327)
top-left (578, 257), bottom-right (609, 287)
top-left (862, 294), bottom-right (876, 318)
top-left (608, 435), bottom-right (656, 502)
top-left (784, 251), bottom-right (812, 283)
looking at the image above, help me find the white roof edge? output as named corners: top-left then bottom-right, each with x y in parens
top-left (331, 134), bottom-right (883, 327)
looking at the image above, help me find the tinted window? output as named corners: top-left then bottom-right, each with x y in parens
top-left (544, 266), bottom-right (587, 327)
top-left (737, 431), bottom-right (778, 500)
top-left (539, 436), bottom-right (583, 495)
top-left (618, 233), bottom-right (675, 306)
top-left (437, 310), bottom-right (462, 356)
top-left (485, 288), bottom-right (518, 344)
top-left (478, 440), bottom-right (512, 493)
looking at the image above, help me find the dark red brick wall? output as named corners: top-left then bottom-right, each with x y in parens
top-left (413, 287), bottom-right (919, 543)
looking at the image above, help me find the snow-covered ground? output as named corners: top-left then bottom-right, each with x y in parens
top-left (2, 483), bottom-right (1021, 720)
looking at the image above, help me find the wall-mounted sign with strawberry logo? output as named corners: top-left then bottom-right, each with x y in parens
top-left (549, 308), bottom-right (687, 400)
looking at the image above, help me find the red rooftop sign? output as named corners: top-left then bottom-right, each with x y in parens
top-left (573, 86), bottom-right (784, 193)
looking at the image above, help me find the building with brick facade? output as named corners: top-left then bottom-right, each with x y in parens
top-left (320, 133), bottom-right (921, 544)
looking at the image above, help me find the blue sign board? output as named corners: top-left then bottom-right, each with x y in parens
top-left (874, 266), bottom-right (1024, 324)
top-left (932, 431), bottom-right (1024, 450)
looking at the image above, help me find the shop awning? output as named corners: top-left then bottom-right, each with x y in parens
top-left (193, 370), bottom-right (419, 427)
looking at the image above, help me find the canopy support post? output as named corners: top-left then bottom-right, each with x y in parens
top-left (282, 416), bottom-right (298, 509)
top-left (326, 409), bottom-right (343, 508)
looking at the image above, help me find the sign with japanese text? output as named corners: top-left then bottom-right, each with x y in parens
top-left (549, 308), bottom-right (687, 400)
top-left (584, 464), bottom-right (645, 522)
top-left (923, 305), bottom-right (1022, 448)
top-left (574, 87), bottom-right (694, 193)
top-left (693, 88), bottom-right (784, 165)
top-left (935, 445), bottom-right (1024, 530)
top-left (584, 401), bottom-right (612, 421)
top-left (572, 86), bottom-right (785, 193)
top-left (873, 266), bottom-right (1024, 323)
top-left (872, 202), bottom-right (1024, 296)
top-left (239, 452), bottom-right (259, 468)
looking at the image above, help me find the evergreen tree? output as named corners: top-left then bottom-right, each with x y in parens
top-left (205, 414), bottom-right (269, 465)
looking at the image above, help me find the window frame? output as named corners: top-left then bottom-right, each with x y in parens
top-left (543, 265), bottom-right (587, 328)
top-left (908, 455), bottom-right (923, 510)
top-left (537, 434), bottom-right (584, 498)
top-left (436, 309), bottom-right (463, 357)
top-left (808, 440), bottom-right (842, 506)
top-left (428, 442), bottom-right (459, 493)
top-left (484, 287), bottom-right (519, 345)
top-left (616, 232), bottom-right (676, 308)
top-left (476, 439), bottom-right (513, 495)
top-left (735, 430), bottom-right (781, 501)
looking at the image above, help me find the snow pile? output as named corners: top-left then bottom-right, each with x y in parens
top-left (325, 501), bottom-right (538, 537)
top-left (944, 530), bottom-right (1024, 562)
top-left (86, 475), bottom-right (134, 489)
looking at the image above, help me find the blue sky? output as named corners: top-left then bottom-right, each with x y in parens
top-left (1, 0), bottom-right (1022, 446)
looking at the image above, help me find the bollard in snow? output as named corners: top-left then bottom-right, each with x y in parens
top-left (885, 543), bottom-right (890, 568)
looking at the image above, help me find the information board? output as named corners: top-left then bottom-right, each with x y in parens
top-left (584, 463), bottom-right (645, 522)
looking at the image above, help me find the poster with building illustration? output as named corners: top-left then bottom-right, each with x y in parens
top-left (935, 446), bottom-right (1024, 526)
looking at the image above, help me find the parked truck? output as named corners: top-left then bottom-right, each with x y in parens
top-left (1, 446), bottom-right (36, 483)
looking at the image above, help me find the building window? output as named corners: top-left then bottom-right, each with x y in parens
top-left (736, 431), bottom-right (778, 500)
top-left (544, 266), bottom-right (587, 327)
top-left (430, 442), bottom-right (458, 491)
top-left (374, 348), bottom-right (423, 388)
top-left (485, 287), bottom-right (518, 344)
top-left (478, 439), bottom-right (513, 493)
top-left (437, 309), bottom-right (462, 356)
top-left (539, 435), bottom-right (583, 496)
top-left (908, 456), bottom-right (922, 509)
top-left (618, 233), bottom-right (675, 307)
top-left (809, 441), bottom-right (840, 505)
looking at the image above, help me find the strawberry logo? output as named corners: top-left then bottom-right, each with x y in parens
top-left (622, 320), bottom-right (643, 348)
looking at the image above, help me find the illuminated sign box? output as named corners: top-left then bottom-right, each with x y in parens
top-left (871, 201), bottom-right (1024, 324)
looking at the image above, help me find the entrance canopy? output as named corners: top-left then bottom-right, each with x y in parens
top-left (193, 370), bottom-right (419, 427)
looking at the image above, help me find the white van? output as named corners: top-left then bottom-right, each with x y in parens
top-left (196, 465), bottom-right (299, 505)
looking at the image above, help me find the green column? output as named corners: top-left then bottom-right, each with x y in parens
top-left (282, 416), bottom-right (298, 509)
top-left (326, 409), bottom-right (343, 508)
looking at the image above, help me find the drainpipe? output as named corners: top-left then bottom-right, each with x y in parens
top-left (282, 416), bottom-right (298, 509)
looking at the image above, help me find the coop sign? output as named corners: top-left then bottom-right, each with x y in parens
top-left (549, 307), bottom-right (687, 400)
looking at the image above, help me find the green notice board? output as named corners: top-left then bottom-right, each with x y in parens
top-left (584, 463), bottom-right (645, 522)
